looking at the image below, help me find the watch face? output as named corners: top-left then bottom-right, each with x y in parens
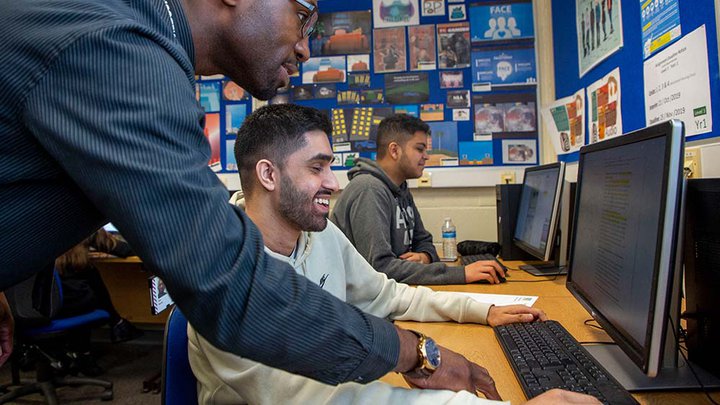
top-left (425, 338), bottom-right (441, 368)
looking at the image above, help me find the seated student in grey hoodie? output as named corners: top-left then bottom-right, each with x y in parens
top-left (188, 104), bottom-right (595, 405)
top-left (330, 114), bottom-right (505, 285)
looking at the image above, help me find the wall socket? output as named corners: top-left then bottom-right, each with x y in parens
top-left (500, 172), bottom-right (516, 184)
top-left (684, 147), bottom-right (701, 178)
top-left (418, 171), bottom-right (432, 187)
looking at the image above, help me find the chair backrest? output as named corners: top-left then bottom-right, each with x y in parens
top-left (161, 306), bottom-right (198, 405)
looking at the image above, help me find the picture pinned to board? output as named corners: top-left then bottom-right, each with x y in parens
top-left (222, 81), bottom-right (249, 101)
top-left (439, 70), bottom-right (464, 89)
top-left (469, 1), bottom-right (534, 43)
top-left (409, 25), bottom-right (438, 71)
top-left (347, 54), bottom-right (371, 72)
top-left (542, 89), bottom-right (586, 155)
top-left (437, 22), bottom-right (471, 69)
top-left (501, 139), bottom-right (537, 165)
top-left (427, 121), bottom-right (459, 166)
top-left (302, 56), bottom-right (347, 84)
top-left (373, 0), bottom-right (420, 28)
top-left (310, 11), bottom-right (372, 56)
top-left (420, 103), bottom-right (445, 121)
top-left (575, 0), bottom-right (623, 77)
top-left (459, 141), bottom-right (494, 165)
top-left (373, 27), bottom-right (407, 73)
top-left (385, 72), bottom-right (430, 104)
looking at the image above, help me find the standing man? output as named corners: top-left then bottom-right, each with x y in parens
top-left (189, 103), bottom-right (596, 405)
top-left (0, 0), bottom-right (454, 388)
top-left (331, 114), bottom-right (505, 285)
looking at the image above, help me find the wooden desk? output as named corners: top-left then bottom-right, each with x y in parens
top-left (92, 256), bottom-right (169, 326)
top-left (382, 264), bottom-right (720, 405)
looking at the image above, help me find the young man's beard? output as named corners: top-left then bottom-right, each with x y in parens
top-left (278, 175), bottom-right (329, 232)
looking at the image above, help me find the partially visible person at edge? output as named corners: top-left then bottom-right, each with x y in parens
top-left (0, 0), bottom-right (500, 392)
top-left (331, 114), bottom-right (506, 286)
top-left (50, 229), bottom-right (144, 376)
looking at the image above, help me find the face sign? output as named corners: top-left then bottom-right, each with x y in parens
top-left (224, 0), bottom-right (315, 100)
top-left (277, 131), bottom-right (339, 232)
top-left (398, 131), bottom-right (429, 180)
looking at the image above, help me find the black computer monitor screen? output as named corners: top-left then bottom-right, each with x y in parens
top-left (513, 162), bottom-right (565, 262)
top-left (567, 120), bottom-right (684, 383)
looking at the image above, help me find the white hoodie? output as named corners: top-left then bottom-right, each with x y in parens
top-left (186, 192), bottom-right (507, 405)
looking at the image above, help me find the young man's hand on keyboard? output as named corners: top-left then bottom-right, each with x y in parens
top-left (525, 389), bottom-right (601, 404)
top-left (487, 305), bottom-right (547, 326)
top-left (464, 260), bottom-right (506, 284)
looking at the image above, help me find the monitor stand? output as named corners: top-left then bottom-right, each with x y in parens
top-left (584, 344), bottom-right (720, 391)
top-left (519, 262), bottom-right (567, 276)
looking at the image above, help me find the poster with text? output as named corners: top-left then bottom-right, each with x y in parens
top-left (373, 0), bottom-right (420, 28)
top-left (641, 0), bottom-right (681, 59)
top-left (644, 26), bottom-right (712, 137)
top-left (586, 67), bottom-right (622, 143)
top-left (409, 25), bottom-right (437, 71)
top-left (199, 82), bottom-right (221, 112)
top-left (437, 22), bottom-right (471, 69)
top-left (310, 11), bottom-right (372, 56)
top-left (576, 0), bottom-right (623, 77)
top-left (471, 46), bottom-right (537, 88)
top-left (385, 72), bottom-right (430, 104)
top-left (470, 1), bottom-right (534, 43)
top-left (542, 89), bottom-right (586, 155)
top-left (374, 27), bottom-right (407, 73)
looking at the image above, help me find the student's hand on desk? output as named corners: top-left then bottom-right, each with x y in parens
top-left (403, 346), bottom-right (501, 401)
top-left (399, 251), bottom-right (431, 264)
top-left (524, 389), bottom-right (601, 404)
top-left (464, 260), bottom-right (505, 284)
top-left (0, 292), bottom-right (14, 366)
top-left (487, 305), bottom-right (547, 326)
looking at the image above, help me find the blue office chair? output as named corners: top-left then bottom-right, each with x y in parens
top-left (0, 269), bottom-right (114, 404)
top-left (161, 306), bottom-right (198, 405)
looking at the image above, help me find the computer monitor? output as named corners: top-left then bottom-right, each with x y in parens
top-left (567, 120), bottom-right (720, 390)
top-left (513, 162), bottom-right (566, 276)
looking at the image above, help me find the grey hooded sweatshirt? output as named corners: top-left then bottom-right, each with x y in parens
top-left (331, 158), bottom-right (467, 284)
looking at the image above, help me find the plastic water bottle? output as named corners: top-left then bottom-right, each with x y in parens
top-left (442, 217), bottom-right (457, 260)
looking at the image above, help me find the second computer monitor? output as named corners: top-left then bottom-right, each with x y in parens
top-left (513, 162), bottom-right (566, 274)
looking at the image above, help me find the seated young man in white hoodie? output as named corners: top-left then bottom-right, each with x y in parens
top-left (187, 104), bottom-right (600, 405)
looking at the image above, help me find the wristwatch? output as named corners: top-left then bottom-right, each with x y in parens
top-left (403, 330), bottom-right (441, 378)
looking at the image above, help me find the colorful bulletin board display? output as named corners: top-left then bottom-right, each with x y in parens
top-left (575, 0), bottom-right (623, 77)
top-left (640, 0), bottom-right (681, 59)
top-left (469, 0), bottom-right (535, 43)
top-left (553, 0), bottom-right (720, 164)
top-left (196, 0), bottom-right (541, 174)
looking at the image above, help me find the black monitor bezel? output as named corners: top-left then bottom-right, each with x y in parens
top-left (512, 162), bottom-right (565, 261)
top-left (566, 120), bottom-right (684, 375)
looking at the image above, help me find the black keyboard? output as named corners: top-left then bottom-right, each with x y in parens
top-left (494, 321), bottom-right (638, 405)
top-left (459, 253), bottom-right (500, 266)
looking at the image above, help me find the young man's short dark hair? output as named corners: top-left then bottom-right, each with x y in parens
top-left (376, 114), bottom-right (430, 159)
top-left (235, 104), bottom-right (332, 194)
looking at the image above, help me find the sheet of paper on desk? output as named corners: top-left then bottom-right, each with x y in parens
top-left (456, 292), bottom-right (538, 307)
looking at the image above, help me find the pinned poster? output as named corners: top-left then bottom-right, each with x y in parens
top-left (373, 0), bottom-right (420, 28)
top-left (543, 90), bottom-right (586, 155)
top-left (586, 67), bottom-right (622, 143)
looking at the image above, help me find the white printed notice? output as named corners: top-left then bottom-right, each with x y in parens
top-left (542, 89), bottom-right (586, 155)
top-left (644, 25), bottom-right (712, 136)
top-left (456, 292), bottom-right (538, 307)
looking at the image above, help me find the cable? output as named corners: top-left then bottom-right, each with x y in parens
top-left (583, 318), bottom-right (604, 331)
top-left (668, 315), bottom-right (720, 405)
